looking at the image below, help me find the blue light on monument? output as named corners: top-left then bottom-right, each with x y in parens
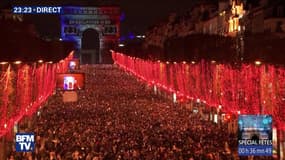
top-left (120, 12), bottom-right (126, 21)
top-left (128, 32), bottom-right (135, 39)
top-left (60, 6), bottom-right (120, 63)
top-left (60, 6), bottom-right (120, 48)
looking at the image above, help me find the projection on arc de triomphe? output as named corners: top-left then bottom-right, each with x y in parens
top-left (60, 6), bottom-right (120, 64)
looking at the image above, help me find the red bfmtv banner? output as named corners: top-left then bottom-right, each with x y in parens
top-left (56, 73), bottom-right (85, 91)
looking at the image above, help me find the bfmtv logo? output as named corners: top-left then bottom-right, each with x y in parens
top-left (15, 133), bottom-right (35, 152)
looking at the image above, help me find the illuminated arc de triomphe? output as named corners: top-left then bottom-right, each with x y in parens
top-left (60, 6), bottom-right (120, 64)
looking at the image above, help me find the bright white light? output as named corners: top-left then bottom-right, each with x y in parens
top-left (255, 60), bottom-right (262, 65)
top-left (214, 114), bottom-right (218, 123)
top-left (59, 38), bottom-right (63, 41)
top-left (142, 35), bottom-right (146, 38)
top-left (218, 105), bottom-right (222, 109)
top-left (118, 44), bottom-right (125, 47)
top-left (0, 62), bottom-right (8, 65)
top-left (14, 61), bottom-right (22, 64)
top-left (38, 60), bottom-right (43, 63)
top-left (154, 85), bottom-right (157, 94)
top-left (196, 99), bottom-right (200, 103)
top-left (4, 123), bottom-right (7, 128)
top-left (70, 61), bottom-right (76, 67)
top-left (173, 93), bottom-right (177, 103)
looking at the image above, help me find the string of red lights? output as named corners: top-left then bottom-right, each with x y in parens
top-left (0, 52), bottom-right (73, 138)
top-left (112, 52), bottom-right (285, 131)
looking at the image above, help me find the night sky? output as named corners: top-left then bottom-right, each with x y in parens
top-left (1, 0), bottom-right (197, 37)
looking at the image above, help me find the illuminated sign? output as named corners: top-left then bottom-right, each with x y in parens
top-left (238, 115), bottom-right (273, 156)
top-left (13, 6), bottom-right (63, 14)
top-left (56, 73), bottom-right (85, 91)
top-left (15, 133), bottom-right (35, 152)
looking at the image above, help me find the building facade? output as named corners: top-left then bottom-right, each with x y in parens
top-left (60, 6), bottom-right (120, 64)
top-left (245, 0), bottom-right (285, 36)
top-left (196, 0), bottom-right (285, 37)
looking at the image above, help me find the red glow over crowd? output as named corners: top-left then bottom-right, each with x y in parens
top-left (112, 52), bottom-right (285, 131)
top-left (0, 53), bottom-right (73, 138)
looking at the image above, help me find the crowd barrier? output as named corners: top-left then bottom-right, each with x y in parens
top-left (0, 52), bottom-right (73, 138)
top-left (112, 52), bottom-right (285, 131)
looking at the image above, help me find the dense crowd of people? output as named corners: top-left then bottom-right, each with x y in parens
top-left (6, 65), bottom-right (274, 160)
